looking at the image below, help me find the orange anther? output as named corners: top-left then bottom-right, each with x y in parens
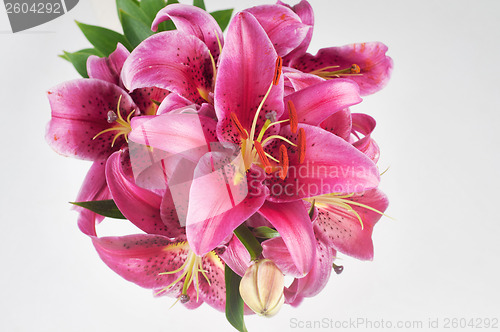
top-left (287, 100), bottom-right (298, 134)
top-left (297, 128), bottom-right (306, 164)
top-left (254, 140), bottom-right (272, 173)
top-left (230, 112), bottom-right (248, 140)
top-left (350, 64), bottom-right (361, 74)
top-left (273, 56), bottom-right (283, 85)
top-left (279, 144), bottom-right (289, 180)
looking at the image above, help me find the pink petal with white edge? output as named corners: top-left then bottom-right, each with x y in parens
top-left (244, 5), bottom-right (310, 57)
top-left (282, 79), bottom-right (361, 125)
top-left (265, 124), bottom-right (380, 201)
top-left (74, 159), bottom-right (111, 237)
top-left (87, 43), bottom-right (129, 86)
top-left (258, 200), bottom-right (315, 275)
top-left (186, 152), bottom-right (269, 256)
top-left (198, 251), bottom-right (226, 312)
top-left (121, 31), bottom-right (213, 104)
top-left (351, 113), bottom-right (380, 163)
top-left (290, 42), bottom-right (393, 96)
top-left (129, 112), bottom-right (218, 164)
top-left (106, 150), bottom-right (185, 239)
top-left (46, 79), bottom-right (138, 160)
top-left (314, 188), bottom-right (389, 260)
top-left (215, 11), bottom-right (284, 143)
top-left (92, 234), bottom-right (190, 289)
top-left (152, 4), bottom-right (223, 61)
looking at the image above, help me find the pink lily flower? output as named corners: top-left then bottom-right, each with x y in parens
top-left (126, 10), bottom-right (380, 277)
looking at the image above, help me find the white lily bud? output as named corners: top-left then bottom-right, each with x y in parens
top-left (239, 259), bottom-right (285, 317)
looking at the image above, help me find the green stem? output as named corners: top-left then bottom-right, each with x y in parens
top-left (234, 224), bottom-right (263, 261)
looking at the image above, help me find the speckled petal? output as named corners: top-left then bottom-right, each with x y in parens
top-left (152, 4), bottom-right (223, 61)
top-left (121, 31), bottom-right (213, 104)
top-left (46, 79), bottom-right (138, 160)
top-left (129, 87), bottom-right (170, 116)
top-left (320, 108), bottom-right (352, 141)
top-left (92, 234), bottom-right (190, 289)
top-left (290, 42), bottom-right (393, 95)
top-left (314, 188), bottom-right (388, 260)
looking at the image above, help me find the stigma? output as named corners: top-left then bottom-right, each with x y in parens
top-left (93, 95), bottom-right (136, 147)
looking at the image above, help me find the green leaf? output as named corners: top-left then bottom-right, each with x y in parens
top-left (252, 226), bottom-right (280, 239)
top-left (225, 265), bottom-right (248, 332)
top-left (210, 9), bottom-right (233, 32)
top-left (70, 200), bottom-right (126, 219)
top-left (119, 10), bottom-right (154, 48)
top-left (76, 21), bottom-right (132, 55)
top-left (166, 0), bottom-right (179, 4)
top-left (59, 48), bottom-right (102, 78)
top-left (192, 0), bottom-right (205, 10)
top-left (140, 0), bottom-right (166, 21)
top-left (116, 0), bottom-right (150, 26)
top-left (234, 224), bottom-right (262, 261)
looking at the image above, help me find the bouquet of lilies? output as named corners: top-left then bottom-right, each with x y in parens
top-left (46, 0), bottom-right (392, 330)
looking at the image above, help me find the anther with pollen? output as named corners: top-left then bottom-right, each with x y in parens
top-left (309, 63), bottom-right (362, 79)
top-left (287, 100), bottom-right (298, 134)
top-left (230, 112), bottom-right (248, 140)
top-left (279, 144), bottom-right (289, 180)
top-left (273, 56), bottom-right (283, 85)
top-left (254, 140), bottom-right (272, 173)
top-left (332, 262), bottom-right (344, 275)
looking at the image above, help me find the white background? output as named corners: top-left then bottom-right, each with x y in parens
top-left (1, 0), bottom-right (499, 331)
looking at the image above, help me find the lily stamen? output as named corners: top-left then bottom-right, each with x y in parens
top-left (93, 95), bottom-right (135, 147)
top-left (287, 100), bottom-right (298, 134)
top-left (279, 145), bottom-right (289, 180)
top-left (310, 63), bottom-right (362, 79)
top-left (254, 140), bottom-right (272, 173)
top-left (230, 112), bottom-right (249, 140)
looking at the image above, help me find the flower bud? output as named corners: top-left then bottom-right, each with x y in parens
top-left (239, 259), bottom-right (284, 317)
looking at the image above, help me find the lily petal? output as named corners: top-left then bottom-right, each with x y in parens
top-left (106, 150), bottom-right (185, 238)
top-left (121, 31), bottom-right (213, 104)
top-left (186, 152), bottom-right (268, 256)
top-left (265, 124), bottom-right (380, 201)
top-left (258, 200), bottom-right (315, 275)
top-left (218, 235), bottom-right (252, 277)
top-left (129, 87), bottom-right (170, 116)
top-left (283, 67), bottom-right (325, 94)
top-left (314, 188), bottom-right (389, 260)
top-left (46, 79), bottom-right (138, 160)
top-left (92, 234), bottom-right (189, 289)
top-left (245, 4), bottom-right (310, 57)
top-left (282, 79), bottom-right (361, 125)
top-left (320, 108), bottom-right (352, 141)
top-left (152, 3), bottom-right (223, 61)
top-left (215, 11), bottom-right (284, 143)
top-left (198, 251), bottom-right (226, 312)
top-left (129, 112), bottom-right (218, 163)
top-left (262, 237), bottom-right (301, 277)
top-left (279, 0), bottom-right (314, 64)
top-left (87, 43), bottom-right (129, 86)
top-left (74, 159), bottom-right (111, 237)
top-left (290, 42), bottom-right (393, 96)
top-left (351, 113), bottom-right (379, 163)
